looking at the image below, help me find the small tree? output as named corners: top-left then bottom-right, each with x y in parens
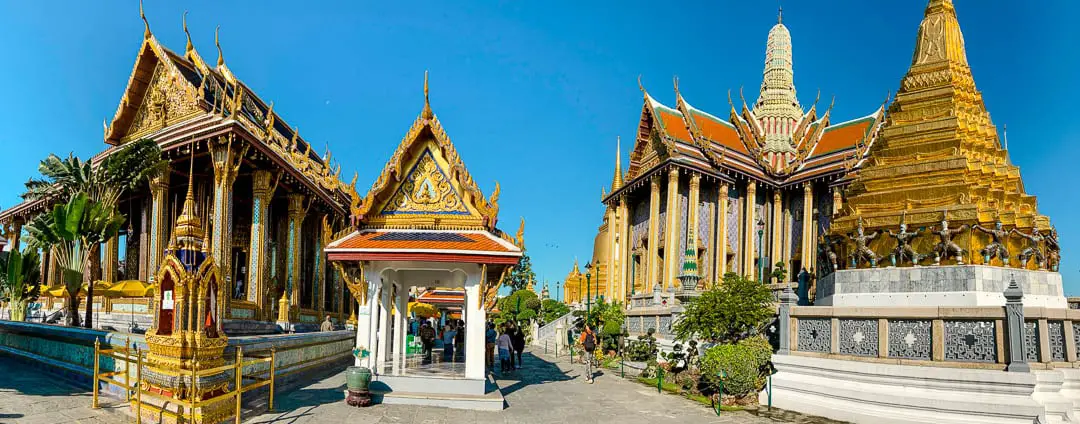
top-left (672, 273), bottom-right (773, 344)
top-left (771, 261), bottom-right (788, 284)
top-left (504, 251), bottom-right (536, 292)
top-left (540, 298), bottom-right (570, 324)
top-left (497, 289), bottom-right (541, 324)
top-left (0, 248), bottom-right (41, 321)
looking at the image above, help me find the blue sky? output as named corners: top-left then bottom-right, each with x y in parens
top-left (1, 1), bottom-right (1077, 298)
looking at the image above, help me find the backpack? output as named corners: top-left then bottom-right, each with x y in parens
top-left (583, 332), bottom-right (596, 352)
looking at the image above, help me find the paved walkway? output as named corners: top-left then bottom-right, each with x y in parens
top-left (0, 349), bottom-right (837, 423)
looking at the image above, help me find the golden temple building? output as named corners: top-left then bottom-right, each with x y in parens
top-left (591, 9), bottom-right (886, 300)
top-left (0, 12), bottom-right (355, 329)
top-left (831, 0), bottom-right (1054, 269)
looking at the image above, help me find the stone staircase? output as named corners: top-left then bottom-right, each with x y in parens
top-left (531, 310), bottom-right (576, 349)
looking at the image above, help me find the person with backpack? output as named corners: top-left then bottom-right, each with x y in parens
top-left (419, 321), bottom-right (436, 364)
top-left (578, 324), bottom-right (597, 384)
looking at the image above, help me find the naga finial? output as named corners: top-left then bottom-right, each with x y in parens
top-left (421, 70), bottom-right (433, 120)
top-left (637, 75), bottom-right (645, 94)
top-left (140, 0), bottom-right (151, 39)
top-left (515, 217), bottom-right (526, 249)
top-left (215, 26), bottom-right (224, 67)
top-left (183, 11), bottom-right (192, 53)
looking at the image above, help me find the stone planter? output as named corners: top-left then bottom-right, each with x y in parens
top-left (346, 366), bottom-right (371, 392)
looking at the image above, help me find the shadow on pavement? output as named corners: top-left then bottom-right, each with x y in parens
top-left (495, 351), bottom-right (576, 398)
top-left (0, 353), bottom-right (87, 397)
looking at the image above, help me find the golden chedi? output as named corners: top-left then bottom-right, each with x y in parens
top-left (831, 0), bottom-right (1053, 269)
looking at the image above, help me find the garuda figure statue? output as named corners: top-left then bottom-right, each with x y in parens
top-left (930, 217), bottom-right (968, 265)
top-left (1010, 228), bottom-right (1046, 269)
top-left (848, 218), bottom-right (880, 268)
top-left (974, 220), bottom-right (1011, 266)
top-left (887, 217), bottom-right (923, 266)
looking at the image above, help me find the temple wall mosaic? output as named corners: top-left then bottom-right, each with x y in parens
top-left (944, 320), bottom-right (997, 363)
top-left (887, 319), bottom-right (932, 360)
top-left (797, 318), bottom-right (831, 353)
top-left (1048, 320), bottom-right (1066, 362)
top-left (1024, 321), bottom-right (1041, 362)
top-left (839, 319), bottom-right (878, 357)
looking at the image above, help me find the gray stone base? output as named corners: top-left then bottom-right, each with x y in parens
top-left (361, 374), bottom-right (504, 411)
top-left (816, 265), bottom-right (1066, 308)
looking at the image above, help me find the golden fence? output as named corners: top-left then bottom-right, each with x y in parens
top-left (92, 340), bottom-right (278, 424)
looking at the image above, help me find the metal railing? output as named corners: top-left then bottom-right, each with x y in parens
top-left (92, 340), bottom-right (277, 424)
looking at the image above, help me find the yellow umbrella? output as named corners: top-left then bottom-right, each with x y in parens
top-left (142, 283), bottom-right (158, 297)
top-left (408, 301), bottom-right (439, 318)
top-left (102, 280), bottom-right (149, 298)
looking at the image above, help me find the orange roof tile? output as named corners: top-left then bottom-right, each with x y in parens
top-left (689, 111), bottom-right (748, 154)
top-left (328, 230), bottom-right (519, 254)
top-left (656, 109), bottom-right (692, 141)
top-left (813, 119), bottom-right (872, 157)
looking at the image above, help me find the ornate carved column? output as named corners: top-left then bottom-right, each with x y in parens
top-left (716, 182), bottom-right (729, 279)
top-left (646, 175), bottom-right (661, 291)
top-left (685, 173), bottom-right (701, 289)
top-left (103, 236), bottom-right (119, 283)
top-left (286, 193), bottom-right (306, 314)
top-left (147, 166), bottom-right (170, 281)
top-left (744, 181), bottom-right (758, 279)
top-left (139, 202), bottom-right (149, 281)
top-left (314, 214), bottom-right (327, 314)
top-left (248, 170), bottom-right (275, 318)
top-left (616, 197), bottom-right (629, 301)
top-left (772, 189), bottom-right (782, 279)
top-left (663, 167), bottom-right (681, 290)
top-left (802, 184), bottom-right (814, 272)
top-left (210, 138), bottom-right (244, 301)
top-left (605, 206), bottom-right (616, 299)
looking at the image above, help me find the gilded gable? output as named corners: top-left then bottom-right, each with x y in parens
top-left (380, 148), bottom-right (470, 216)
top-left (125, 63), bottom-right (201, 142)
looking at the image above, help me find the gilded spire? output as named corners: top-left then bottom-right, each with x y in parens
top-left (183, 11), bottom-right (192, 54)
top-left (421, 70), bottom-right (433, 120)
top-left (611, 136), bottom-right (623, 192)
top-left (140, 0), bottom-right (151, 39)
top-left (909, 0), bottom-right (968, 70)
top-left (755, 8), bottom-right (801, 154)
top-left (215, 26), bottom-right (224, 67)
top-left (173, 148), bottom-right (205, 252)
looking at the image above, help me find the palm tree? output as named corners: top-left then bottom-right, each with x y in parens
top-left (22, 138), bottom-right (166, 327)
top-left (24, 193), bottom-right (125, 326)
top-left (0, 248), bottom-right (41, 321)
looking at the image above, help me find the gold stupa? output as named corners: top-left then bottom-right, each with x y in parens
top-left (832, 0), bottom-right (1051, 266)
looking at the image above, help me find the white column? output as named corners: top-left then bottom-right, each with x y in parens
top-left (364, 271), bottom-right (382, 370)
top-left (464, 271), bottom-right (486, 380)
top-left (393, 282), bottom-right (407, 375)
top-left (376, 279), bottom-right (391, 374)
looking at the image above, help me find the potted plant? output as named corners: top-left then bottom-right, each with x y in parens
top-left (346, 347), bottom-right (373, 407)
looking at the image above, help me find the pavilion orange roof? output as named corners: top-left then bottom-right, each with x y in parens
top-left (325, 229), bottom-right (521, 264)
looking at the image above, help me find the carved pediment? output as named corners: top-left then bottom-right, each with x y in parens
top-left (380, 148), bottom-right (469, 216)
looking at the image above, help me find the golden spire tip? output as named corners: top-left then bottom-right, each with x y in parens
top-left (140, 0), bottom-right (151, 39)
top-left (421, 70), bottom-right (433, 119)
top-left (183, 11), bottom-right (192, 53)
top-left (215, 25), bottom-right (224, 67)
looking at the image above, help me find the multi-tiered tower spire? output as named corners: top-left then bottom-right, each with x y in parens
top-left (834, 0), bottom-right (1050, 261)
top-left (754, 8), bottom-right (802, 155)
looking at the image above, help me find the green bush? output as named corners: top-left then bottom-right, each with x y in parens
top-left (698, 336), bottom-right (772, 398)
top-left (673, 272), bottom-right (774, 344)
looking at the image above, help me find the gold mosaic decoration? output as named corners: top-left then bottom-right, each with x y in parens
top-left (380, 149), bottom-right (468, 215)
top-left (126, 63), bottom-right (201, 140)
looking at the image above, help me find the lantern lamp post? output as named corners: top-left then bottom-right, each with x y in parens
top-left (585, 261), bottom-right (593, 323)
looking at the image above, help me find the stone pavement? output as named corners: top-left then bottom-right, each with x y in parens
top-left (0, 355), bottom-right (127, 423)
top-left (247, 348), bottom-right (827, 424)
top-left (0, 349), bottom-right (837, 423)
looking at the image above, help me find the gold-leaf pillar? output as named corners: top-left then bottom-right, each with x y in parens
top-left (663, 167), bottom-right (680, 290)
top-left (716, 182), bottom-right (729, 278)
top-left (744, 182), bottom-right (758, 279)
top-left (249, 170), bottom-right (274, 317)
top-left (286, 193), bottom-right (306, 314)
top-left (147, 165), bottom-right (170, 281)
top-left (801, 184), bottom-right (814, 272)
top-left (103, 237), bottom-right (119, 283)
top-left (772, 190), bottom-right (782, 278)
top-left (616, 197), bottom-right (629, 300)
top-left (646, 175), bottom-right (661, 291)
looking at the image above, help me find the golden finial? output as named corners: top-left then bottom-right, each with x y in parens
top-left (183, 11), bottom-right (192, 53)
top-left (102, 118), bottom-right (109, 138)
top-left (637, 75), bottom-right (646, 96)
top-left (215, 25), bottom-right (224, 67)
top-left (515, 217), bottom-right (525, 249)
top-left (421, 70), bottom-right (433, 120)
top-left (778, 3), bottom-right (783, 24)
top-left (140, 0), bottom-right (151, 39)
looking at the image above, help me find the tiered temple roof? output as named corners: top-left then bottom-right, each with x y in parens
top-left (612, 12), bottom-right (886, 199)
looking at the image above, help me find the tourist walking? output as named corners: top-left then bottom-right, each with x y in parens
top-left (497, 326), bottom-right (513, 373)
top-left (420, 321), bottom-right (436, 364)
top-left (511, 321), bottom-right (526, 369)
top-left (442, 323), bottom-right (457, 362)
top-left (506, 322), bottom-right (518, 368)
top-left (579, 324), bottom-right (597, 383)
top-left (485, 322), bottom-right (497, 369)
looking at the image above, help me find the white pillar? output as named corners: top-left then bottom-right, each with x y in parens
top-left (393, 282), bottom-right (407, 375)
top-left (376, 279), bottom-right (391, 374)
top-left (364, 271), bottom-right (382, 370)
top-left (464, 272), bottom-right (486, 380)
